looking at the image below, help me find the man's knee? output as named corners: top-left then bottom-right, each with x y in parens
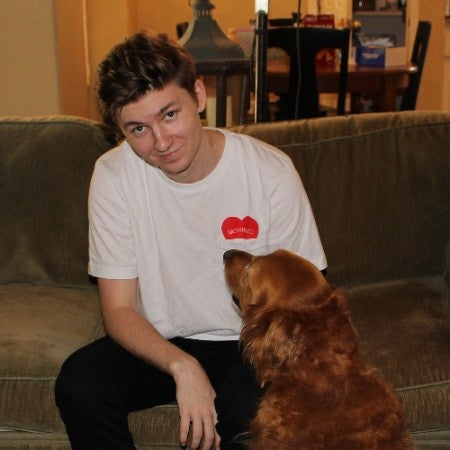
top-left (55, 347), bottom-right (99, 410)
top-left (55, 338), bottom-right (119, 411)
top-left (55, 342), bottom-right (137, 450)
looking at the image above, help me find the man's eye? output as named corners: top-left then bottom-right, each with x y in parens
top-left (165, 110), bottom-right (177, 120)
top-left (132, 125), bottom-right (145, 134)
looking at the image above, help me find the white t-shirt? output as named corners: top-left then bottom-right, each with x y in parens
top-left (88, 129), bottom-right (327, 341)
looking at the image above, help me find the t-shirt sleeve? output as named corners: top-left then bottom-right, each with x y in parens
top-left (267, 158), bottom-right (327, 271)
top-left (88, 160), bottom-right (138, 279)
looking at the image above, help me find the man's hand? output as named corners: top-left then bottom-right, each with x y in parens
top-left (171, 357), bottom-right (220, 449)
top-left (98, 278), bottom-right (220, 448)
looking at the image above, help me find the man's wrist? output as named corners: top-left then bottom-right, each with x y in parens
top-left (168, 353), bottom-right (197, 380)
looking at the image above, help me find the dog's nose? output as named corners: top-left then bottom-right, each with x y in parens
top-left (223, 249), bottom-right (239, 262)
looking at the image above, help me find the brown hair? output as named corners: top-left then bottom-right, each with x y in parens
top-left (96, 32), bottom-right (198, 137)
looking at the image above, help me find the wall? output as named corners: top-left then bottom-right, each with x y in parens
top-left (0, 0), bottom-right (60, 116)
top-left (85, 0), bottom-right (137, 118)
top-left (445, 18), bottom-right (450, 111)
top-left (0, 0), bottom-right (447, 118)
top-left (54, 0), bottom-right (136, 120)
top-left (54, 0), bottom-right (90, 118)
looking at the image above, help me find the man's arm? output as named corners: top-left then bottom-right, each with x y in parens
top-left (98, 278), bottom-right (220, 449)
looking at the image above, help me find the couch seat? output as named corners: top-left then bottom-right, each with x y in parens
top-left (346, 276), bottom-right (450, 446)
top-left (0, 284), bottom-right (102, 435)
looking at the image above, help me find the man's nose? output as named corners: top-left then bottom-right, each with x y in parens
top-left (154, 131), bottom-right (172, 152)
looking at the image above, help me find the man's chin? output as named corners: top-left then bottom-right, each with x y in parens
top-left (158, 162), bottom-right (195, 183)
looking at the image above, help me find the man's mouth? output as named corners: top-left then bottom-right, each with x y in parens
top-left (160, 149), bottom-right (178, 161)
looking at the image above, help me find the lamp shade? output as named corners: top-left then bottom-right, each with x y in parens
top-left (178, 0), bottom-right (245, 61)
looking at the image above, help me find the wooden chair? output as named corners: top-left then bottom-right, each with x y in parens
top-left (400, 21), bottom-right (431, 111)
top-left (249, 17), bottom-right (296, 28)
top-left (265, 26), bottom-right (350, 120)
top-left (268, 18), bottom-right (296, 27)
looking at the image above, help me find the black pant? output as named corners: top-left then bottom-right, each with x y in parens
top-left (55, 336), bottom-right (261, 449)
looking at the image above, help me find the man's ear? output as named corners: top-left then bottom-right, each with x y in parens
top-left (194, 78), bottom-right (207, 113)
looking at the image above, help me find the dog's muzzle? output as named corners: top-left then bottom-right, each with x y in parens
top-left (223, 249), bottom-right (241, 262)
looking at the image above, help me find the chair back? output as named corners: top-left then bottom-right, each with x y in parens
top-left (400, 21), bottom-right (431, 111)
top-left (268, 18), bottom-right (295, 27)
top-left (267, 27), bottom-right (349, 120)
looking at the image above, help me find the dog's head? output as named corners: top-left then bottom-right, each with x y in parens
top-left (223, 249), bottom-right (357, 386)
top-left (223, 249), bottom-right (329, 312)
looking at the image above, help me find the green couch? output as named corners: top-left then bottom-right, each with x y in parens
top-left (0, 112), bottom-right (449, 449)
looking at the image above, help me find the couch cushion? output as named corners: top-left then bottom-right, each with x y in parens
top-left (0, 116), bottom-right (116, 287)
top-left (345, 276), bottom-right (450, 433)
top-left (129, 404), bottom-right (180, 448)
top-left (231, 111), bottom-right (450, 286)
top-left (0, 284), bottom-right (103, 433)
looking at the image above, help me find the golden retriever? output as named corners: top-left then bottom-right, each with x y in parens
top-left (223, 248), bottom-right (415, 450)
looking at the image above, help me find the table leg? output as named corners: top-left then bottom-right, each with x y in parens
top-left (380, 76), bottom-right (398, 112)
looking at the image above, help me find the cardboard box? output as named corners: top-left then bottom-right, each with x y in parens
top-left (356, 45), bottom-right (407, 67)
top-left (303, 14), bottom-right (335, 28)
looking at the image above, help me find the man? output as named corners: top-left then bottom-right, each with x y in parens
top-left (55, 32), bottom-right (327, 450)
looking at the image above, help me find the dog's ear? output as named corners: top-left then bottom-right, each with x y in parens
top-left (294, 287), bottom-right (358, 356)
top-left (321, 289), bottom-right (358, 355)
top-left (241, 308), bottom-right (310, 384)
top-left (255, 250), bottom-right (332, 311)
top-left (242, 288), bottom-right (358, 386)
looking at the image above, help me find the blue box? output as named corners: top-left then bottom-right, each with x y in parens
top-left (355, 45), bottom-right (406, 68)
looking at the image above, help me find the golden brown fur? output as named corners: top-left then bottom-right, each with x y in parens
top-left (223, 249), bottom-right (416, 450)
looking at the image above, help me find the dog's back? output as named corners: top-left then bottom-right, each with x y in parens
top-left (224, 249), bottom-right (416, 449)
top-left (249, 316), bottom-right (415, 449)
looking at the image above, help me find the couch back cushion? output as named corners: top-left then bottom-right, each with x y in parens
top-left (1, 113), bottom-right (448, 289)
top-left (0, 116), bottom-right (116, 287)
top-left (231, 111), bottom-right (450, 286)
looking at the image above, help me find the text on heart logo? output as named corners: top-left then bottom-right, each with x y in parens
top-left (221, 216), bottom-right (259, 240)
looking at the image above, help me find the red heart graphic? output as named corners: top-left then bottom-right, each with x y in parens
top-left (221, 216), bottom-right (259, 240)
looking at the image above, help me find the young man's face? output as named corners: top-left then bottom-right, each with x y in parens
top-left (117, 79), bottom-right (212, 183)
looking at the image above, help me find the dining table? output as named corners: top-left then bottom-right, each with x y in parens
top-left (267, 56), bottom-right (418, 113)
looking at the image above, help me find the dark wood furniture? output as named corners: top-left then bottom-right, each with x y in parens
top-left (264, 26), bottom-right (350, 120)
top-left (400, 20), bottom-right (431, 110)
top-left (267, 57), bottom-right (417, 113)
